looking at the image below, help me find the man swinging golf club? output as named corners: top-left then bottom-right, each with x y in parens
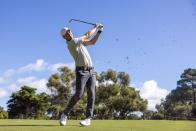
top-left (59, 22), bottom-right (103, 126)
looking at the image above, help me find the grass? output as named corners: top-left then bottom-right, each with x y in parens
top-left (0, 119), bottom-right (195, 131)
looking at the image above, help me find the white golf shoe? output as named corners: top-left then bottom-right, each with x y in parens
top-left (59, 113), bottom-right (67, 126)
top-left (80, 118), bottom-right (91, 126)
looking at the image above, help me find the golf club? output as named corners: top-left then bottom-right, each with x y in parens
top-left (69, 19), bottom-right (96, 26)
top-left (69, 19), bottom-right (103, 27)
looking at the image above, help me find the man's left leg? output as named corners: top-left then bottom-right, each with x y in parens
top-left (80, 70), bottom-right (96, 126)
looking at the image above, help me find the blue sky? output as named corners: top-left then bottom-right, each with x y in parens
top-left (0, 0), bottom-right (196, 110)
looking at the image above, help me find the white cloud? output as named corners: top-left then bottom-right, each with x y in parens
top-left (48, 62), bottom-right (74, 72)
top-left (3, 69), bottom-right (15, 77)
top-left (1, 59), bottom-right (74, 80)
top-left (139, 80), bottom-right (169, 111)
top-left (16, 59), bottom-right (74, 73)
top-left (0, 59), bottom-right (74, 98)
top-left (48, 63), bottom-right (65, 72)
top-left (9, 84), bottom-right (19, 92)
top-left (16, 76), bottom-right (50, 94)
top-left (0, 69), bottom-right (15, 84)
top-left (17, 76), bottom-right (37, 84)
top-left (0, 77), bottom-right (5, 84)
top-left (0, 88), bottom-right (8, 98)
top-left (6, 76), bottom-right (50, 95)
top-left (18, 59), bottom-right (48, 73)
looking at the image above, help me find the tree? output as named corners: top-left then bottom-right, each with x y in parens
top-left (160, 68), bottom-right (196, 119)
top-left (95, 69), bottom-right (147, 119)
top-left (117, 72), bottom-right (130, 87)
top-left (35, 93), bottom-right (51, 119)
top-left (142, 110), bottom-right (154, 120)
top-left (192, 103), bottom-right (196, 118)
top-left (155, 103), bottom-right (164, 115)
top-left (151, 112), bottom-right (164, 120)
top-left (7, 86), bottom-right (50, 119)
top-left (0, 106), bottom-right (8, 119)
top-left (172, 102), bottom-right (191, 119)
top-left (95, 84), bottom-right (120, 119)
top-left (47, 66), bottom-right (76, 119)
top-left (178, 68), bottom-right (196, 103)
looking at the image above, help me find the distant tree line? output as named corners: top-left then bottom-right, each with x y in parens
top-left (4, 67), bottom-right (196, 120)
top-left (6, 67), bottom-right (147, 119)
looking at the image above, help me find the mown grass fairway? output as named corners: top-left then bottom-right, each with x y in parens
top-left (0, 120), bottom-right (195, 131)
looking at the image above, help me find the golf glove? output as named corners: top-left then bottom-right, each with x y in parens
top-left (98, 24), bottom-right (104, 33)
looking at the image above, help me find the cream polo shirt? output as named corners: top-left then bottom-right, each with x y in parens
top-left (66, 38), bottom-right (93, 67)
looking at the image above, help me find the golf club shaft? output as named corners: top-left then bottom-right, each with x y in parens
top-left (69, 19), bottom-right (96, 26)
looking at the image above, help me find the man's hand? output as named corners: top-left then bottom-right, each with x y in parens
top-left (80, 23), bottom-right (103, 44)
top-left (98, 24), bottom-right (104, 33)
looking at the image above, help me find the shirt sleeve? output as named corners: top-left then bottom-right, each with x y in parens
top-left (75, 37), bottom-right (87, 46)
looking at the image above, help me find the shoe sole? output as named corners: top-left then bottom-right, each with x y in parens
top-left (59, 121), bottom-right (66, 126)
top-left (80, 122), bottom-right (90, 127)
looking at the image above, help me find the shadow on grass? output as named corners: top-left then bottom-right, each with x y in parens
top-left (0, 125), bottom-right (80, 127)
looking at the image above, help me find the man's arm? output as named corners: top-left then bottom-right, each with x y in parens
top-left (82, 24), bottom-right (103, 46)
top-left (84, 32), bottom-right (101, 46)
top-left (80, 24), bottom-right (99, 42)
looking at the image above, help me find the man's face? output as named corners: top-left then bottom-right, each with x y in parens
top-left (63, 29), bottom-right (73, 41)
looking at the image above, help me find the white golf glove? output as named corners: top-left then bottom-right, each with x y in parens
top-left (98, 24), bottom-right (104, 33)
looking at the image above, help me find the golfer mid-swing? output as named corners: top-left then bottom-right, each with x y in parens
top-left (59, 23), bottom-right (103, 126)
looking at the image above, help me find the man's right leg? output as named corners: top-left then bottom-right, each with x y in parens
top-left (63, 92), bottom-right (83, 115)
top-left (60, 93), bottom-right (82, 126)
